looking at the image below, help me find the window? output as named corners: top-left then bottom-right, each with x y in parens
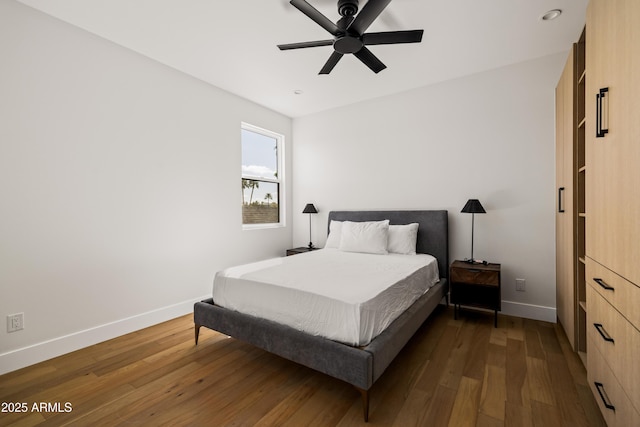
top-left (241, 123), bottom-right (284, 228)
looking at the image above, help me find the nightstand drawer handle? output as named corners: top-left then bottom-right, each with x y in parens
top-left (594, 382), bottom-right (615, 411)
top-left (593, 323), bottom-right (614, 343)
top-left (467, 269), bottom-right (481, 273)
top-left (593, 278), bottom-right (614, 291)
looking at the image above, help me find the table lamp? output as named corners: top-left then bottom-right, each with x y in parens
top-left (302, 203), bottom-right (318, 249)
top-left (461, 199), bottom-right (486, 263)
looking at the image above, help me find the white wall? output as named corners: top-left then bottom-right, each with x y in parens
top-left (292, 53), bottom-right (566, 322)
top-left (0, 1), bottom-right (292, 374)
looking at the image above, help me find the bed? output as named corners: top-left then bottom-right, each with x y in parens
top-left (194, 210), bottom-right (449, 421)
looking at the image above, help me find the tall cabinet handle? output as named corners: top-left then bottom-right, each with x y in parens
top-left (558, 187), bottom-right (565, 213)
top-left (594, 382), bottom-right (616, 411)
top-left (596, 87), bottom-right (609, 138)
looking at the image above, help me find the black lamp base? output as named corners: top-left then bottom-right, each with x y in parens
top-left (308, 242), bottom-right (314, 249)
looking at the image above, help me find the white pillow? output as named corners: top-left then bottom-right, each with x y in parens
top-left (339, 220), bottom-right (390, 254)
top-left (324, 220), bottom-right (343, 248)
top-left (387, 223), bottom-right (419, 255)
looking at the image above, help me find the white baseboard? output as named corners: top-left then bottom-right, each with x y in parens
top-left (500, 300), bottom-right (557, 323)
top-left (1, 297), bottom-right (556, 375)
top-left (0, 296), bottom-right (209, 375)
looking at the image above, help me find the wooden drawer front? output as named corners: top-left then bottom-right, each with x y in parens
top-left (586, 257), bottom-right (640, 330)
top-left (587, 285), bottom-right (618, 364)
top-left (588, 337), bottom-right (640, 427)
top-left (450, 268), bottom-right (499, 287)
top-left (587, 285), bottom-right (640, 411)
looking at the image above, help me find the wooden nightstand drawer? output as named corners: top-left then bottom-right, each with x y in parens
top-left (450, 267), bottom-right (499, 286)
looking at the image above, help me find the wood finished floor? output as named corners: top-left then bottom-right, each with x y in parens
top-left (0, 306), bottom-right (606, 426)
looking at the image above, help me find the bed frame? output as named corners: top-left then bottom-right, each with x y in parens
top-left (194, 210), bottom-right (449, 421)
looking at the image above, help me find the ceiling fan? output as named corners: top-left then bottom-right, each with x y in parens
top-left (278, 0), bottom-right (424, 74)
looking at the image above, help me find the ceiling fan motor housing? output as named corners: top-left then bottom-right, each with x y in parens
top-left (338, 0), bottom-right (359, 17)
top-left (334, 35), bottom-right (363, 54)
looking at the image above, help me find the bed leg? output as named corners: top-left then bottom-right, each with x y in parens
top-left (195, 324), bottom-right (201, 345)
top-left (355, 387), bottom-right (370, 422)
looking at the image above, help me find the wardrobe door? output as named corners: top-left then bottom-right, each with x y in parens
top-left (585, 0), bottom-right (640, 285)
top-left (555, 49), bottom-right (575, 348)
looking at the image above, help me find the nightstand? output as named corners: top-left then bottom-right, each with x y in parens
top-left (450, 260), bottom-right (501, 327)
top-left (286, 247), bottom-right (319, 256)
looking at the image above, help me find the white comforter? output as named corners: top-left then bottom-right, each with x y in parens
top-left (212, 248), bottom-right (440, 346)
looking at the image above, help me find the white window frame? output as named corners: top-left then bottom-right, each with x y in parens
top-left (241, 122), bottom-right (285, 230)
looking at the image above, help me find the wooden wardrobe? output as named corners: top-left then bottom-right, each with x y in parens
top-left (557, 0), bottom-right (640, 424)
top-left (584, 0), bottom-right (640, 424)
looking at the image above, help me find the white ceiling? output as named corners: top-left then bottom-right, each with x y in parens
top-left (18, 0), bottom-right (588, 118)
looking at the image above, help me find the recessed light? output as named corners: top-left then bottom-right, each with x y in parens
top-left (541, 9), bottom-right (562, 21)
top-left (294, 89), bottom-right (303, 95)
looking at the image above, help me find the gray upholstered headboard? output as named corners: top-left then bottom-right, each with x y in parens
top-left (327, 210), bottom-right (449, 280)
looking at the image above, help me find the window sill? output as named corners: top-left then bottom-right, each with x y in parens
top-left (242, 223), bottom-right (285, 231)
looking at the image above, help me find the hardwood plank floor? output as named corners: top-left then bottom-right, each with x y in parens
top-left (0, 306), bottom-right (606, 426)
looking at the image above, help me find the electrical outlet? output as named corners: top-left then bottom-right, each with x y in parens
top-left (516, 279), bottom-right (526, 292)
top-left (7, 313), bottom-right (24, 333)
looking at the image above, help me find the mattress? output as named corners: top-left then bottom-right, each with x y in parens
top-left (212, 248), bottom-right (440, 346)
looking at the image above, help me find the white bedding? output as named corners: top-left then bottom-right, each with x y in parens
top-left (212, 248), bottom-right (440, 346)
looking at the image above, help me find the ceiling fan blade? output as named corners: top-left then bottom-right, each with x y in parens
top-left (290, 0), bottom-right (340, 36)
top-left (349, 0), bottom-right (392, 35)
top-left (278, 40), bottom-right (334, 50)
top-left (319, 51), bottom-right (344, 74)
top-left (353, 47), bottom-right (386, 73)
top-left (363, 30), bottom-right (424, 45)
